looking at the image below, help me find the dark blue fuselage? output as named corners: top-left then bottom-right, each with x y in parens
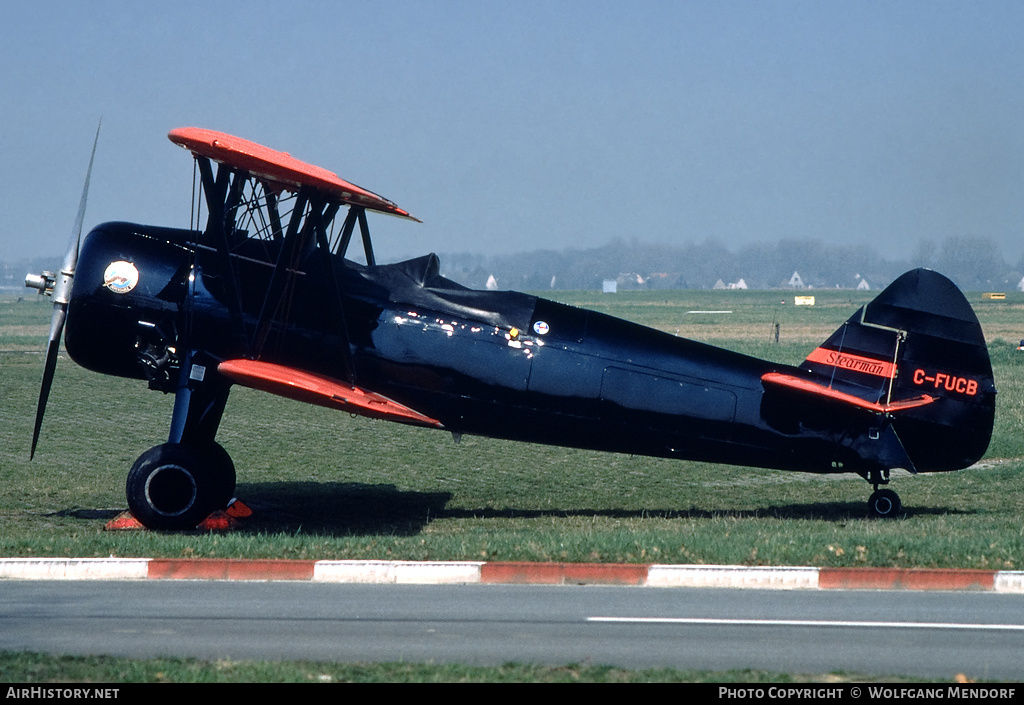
top-left (65, 221), bottom-right (990, 480)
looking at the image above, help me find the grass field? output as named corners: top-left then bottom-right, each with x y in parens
top-left (2, 288), bottom-right (1022, 569)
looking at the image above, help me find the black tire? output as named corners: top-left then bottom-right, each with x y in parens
top-left (126, 443), bottom-right (223, 530)
top-left (200, 441), bottom-right (236, 512)
top-left (868, 488), bottom-right (902, 519)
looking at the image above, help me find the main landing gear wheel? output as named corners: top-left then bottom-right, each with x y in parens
top-left (868, 488), bottom-right (902, 519)
top-left (126, 442), bottom-right (236, 530)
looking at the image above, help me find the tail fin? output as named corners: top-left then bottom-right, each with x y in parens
top-left (798, 268), bottom-right (995, 472)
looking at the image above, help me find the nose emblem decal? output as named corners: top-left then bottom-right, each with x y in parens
top-left (103, 261), bottom-right (139, 294)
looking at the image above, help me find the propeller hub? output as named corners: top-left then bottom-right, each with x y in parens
top-left (25, 272), bottom-right (55, 295)
top-left (51, 269), bottom-right (76, 305)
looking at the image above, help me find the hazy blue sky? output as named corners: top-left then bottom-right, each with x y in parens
top-left (2, 1), bottom-right (1022, 264)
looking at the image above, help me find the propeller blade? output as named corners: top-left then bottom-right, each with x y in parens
top-left (55, 120), bottom-right (101, 305)
top-left (30, 306), bottom-right (67, 459)
top-left (28, 121), bottom-right (101, 458)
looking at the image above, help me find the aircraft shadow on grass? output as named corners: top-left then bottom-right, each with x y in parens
top-left (219, 482), bottom-right (970, 535)
top-left (39, 487), bottom-right (966, 536)
top-left (438, 503), bottom-right (971, 522)
top-left (43, 484), bottom-right (452, 536)
top-left (45, 484), bottom-right (968, 535)
top-left (235, 482), bottom-right (454, 535)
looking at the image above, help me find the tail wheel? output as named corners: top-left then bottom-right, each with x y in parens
top-left (868, 488), bottom-right (902, 519)
top-left (126, 442), bottom-right (233, 530)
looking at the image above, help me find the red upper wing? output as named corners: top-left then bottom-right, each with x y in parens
top-left (168, 127), bottom-right (418, 221)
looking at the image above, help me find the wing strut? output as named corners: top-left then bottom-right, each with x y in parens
top-left (358, 208), bottom-right (375, 266)
top-left (250, 187), bottom-right (310, 356)
top-left (334, 205), bottom-right (375, 265)
top-left (195, 156), bottom-right (248, 349)
top-left (307, 196), bottom-right (355, 382)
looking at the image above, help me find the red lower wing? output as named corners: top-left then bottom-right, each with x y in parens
top-left (218, 359), bottom-right (443, 428)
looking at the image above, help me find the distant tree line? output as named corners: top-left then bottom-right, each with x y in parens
top-left (3, 235), bottom-right (1019, 294)
top-left (435, 235), bottom-right (1023, 292)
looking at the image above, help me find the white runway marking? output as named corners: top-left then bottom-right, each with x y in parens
top-left (588, 617), bottom-right (1024, 631)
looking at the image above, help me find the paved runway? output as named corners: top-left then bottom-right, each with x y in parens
top-left (2, 580), bottom-right (1022, 679)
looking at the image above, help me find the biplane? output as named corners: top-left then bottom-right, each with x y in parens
top-left (26, 126), bottom-right (996, 529)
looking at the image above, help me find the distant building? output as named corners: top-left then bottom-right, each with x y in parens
top-left (713, 279), bottom-right (727, 290)
top-left (856, 277), bottom-right (870, 290)
top-left (788, 271), bottom-right (805, 288)
top-left (603, 279), bottom-right (617, 293)
top-left (486, 274), bottom-right (498, 290)
top-left (729, 278), bottom-right (748, 290)
top-left (647, 272), bottom-right (684, 289)
top-left (615, 273), bottom-right (645, 290)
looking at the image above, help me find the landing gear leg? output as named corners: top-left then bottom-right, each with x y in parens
top-left (866, 469), bottom-right (901, 519)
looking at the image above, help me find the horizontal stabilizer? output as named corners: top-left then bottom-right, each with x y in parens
top-left (217, 359), bottom-right (443, 429)
top-left (761, 372), bottom-right (936, 414)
